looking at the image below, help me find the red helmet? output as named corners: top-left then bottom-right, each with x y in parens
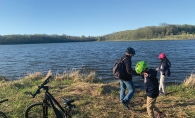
top-left (158, 53), bottom-right (166, 59)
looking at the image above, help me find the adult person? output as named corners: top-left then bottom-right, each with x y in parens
top-left (118, 47), bottom-right (137, 110)
top-left (156, 53), bottom-right (171, 96)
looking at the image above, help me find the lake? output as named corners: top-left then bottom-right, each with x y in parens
top-left (0, 40), bottom-right (195, 86)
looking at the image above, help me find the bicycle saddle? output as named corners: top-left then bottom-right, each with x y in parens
top-left (61, 98), bottom-right (74, 105)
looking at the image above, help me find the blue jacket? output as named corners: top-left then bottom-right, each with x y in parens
top-left (142, 69), bottom-right (159, 98)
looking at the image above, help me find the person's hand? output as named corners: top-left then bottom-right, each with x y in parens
top-left (141, 72), bottom-right (148, 78)
top-left (156, 67), bottom-right (159, 71)
top-left (144, 72), bottom-right (148, 78)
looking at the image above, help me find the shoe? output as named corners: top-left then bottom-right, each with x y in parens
top-left (121, 100), bottom-right (130, 110)
top-left (159, 92), bottom-right (166, 96)
top-left (156, 112), bottom-right (165, 118)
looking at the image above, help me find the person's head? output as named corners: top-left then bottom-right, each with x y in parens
top-left (158, 53), bottom-right (166, 59)
top-left (135, 61), bottom-right (148, 75)
top-left (126, 47), bottom-right (135, 57)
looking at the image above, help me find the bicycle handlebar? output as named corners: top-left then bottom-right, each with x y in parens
top-left (0, 99), bottom-right (8, 104)
top-left (32, 76), bottom-right (52, 98)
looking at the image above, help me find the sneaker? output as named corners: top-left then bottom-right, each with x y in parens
top-left (121, 100), bottom-right (130, 110)
top-left (159, 92), bottom-right (166, 96)
top-left (161, 92), bottom-right (166, 96)
top-left (156, 112), bottom-right (165, 118)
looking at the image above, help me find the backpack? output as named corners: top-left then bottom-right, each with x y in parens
top-left (162, 60), bottom-right (171, 77)
top-left (166, 60), bottom-right (171, 77)
top-left (113, 57), bottom-right (126, 79)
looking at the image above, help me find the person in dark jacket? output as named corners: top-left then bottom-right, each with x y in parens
top-left (156, 53), bottom-right (171, 96)
top-left (135, 61), bottom-right (165, 118)
top-left (119, 47), bottom-right (137, 110)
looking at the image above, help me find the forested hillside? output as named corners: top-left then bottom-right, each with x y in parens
top-left (0, 34), bottom-right (97, 44)
top-left (1, 23), bottom-right (195, 44)
top-left (100, 23), bottom-right (195, 41)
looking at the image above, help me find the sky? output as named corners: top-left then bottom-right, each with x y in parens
top-left (1, 0), bottom-right (195, 36)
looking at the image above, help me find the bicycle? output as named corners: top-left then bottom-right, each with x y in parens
top-left (25, 76), bottom-right (76, 118)
top-left (0, 99), bottom-right (8, 118)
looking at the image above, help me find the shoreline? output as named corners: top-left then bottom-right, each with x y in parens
top-left (0, 73), bottom-right (194, 117)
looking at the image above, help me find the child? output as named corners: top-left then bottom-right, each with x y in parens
top-left (156, 53), bottom-right (171, 96)
top-left (135, 61), bottom-right (165, 118)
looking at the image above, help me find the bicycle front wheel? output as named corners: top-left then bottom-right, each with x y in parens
top-left (25, 102), bottom-right (56, 118)
top-left (0, 111), bottom-right (7, 118)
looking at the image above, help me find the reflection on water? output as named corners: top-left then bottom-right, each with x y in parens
top-left (0, 40), bottom-right (195, 86)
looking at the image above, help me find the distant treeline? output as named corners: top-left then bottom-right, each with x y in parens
top-left (0, 34), bottom-right (97, 44)
top-left (100, 23), bottom-right (195, 41)
top-left (1, 23), bottom-right (195, 44)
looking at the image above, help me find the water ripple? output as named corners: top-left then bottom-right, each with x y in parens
top-left (0, 40), bottom-right (195, 85)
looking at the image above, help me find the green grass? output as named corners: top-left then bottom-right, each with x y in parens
top-left (0, 71), bottom-right (195, 118)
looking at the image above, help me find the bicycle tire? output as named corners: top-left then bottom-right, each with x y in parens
top-left (0, 112), bottom-right (7, 118)
top-left (25, 102), bottom-right (57, 118)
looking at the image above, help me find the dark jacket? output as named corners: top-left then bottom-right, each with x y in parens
top-left (142, 69), bottom-right (159, 98)
top-left (159, 58), bottom-right (171, 77)
top-left (119, 55), bottom-right (137, 81)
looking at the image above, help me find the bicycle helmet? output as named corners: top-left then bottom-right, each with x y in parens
top-left (135, 61), bottom-right (148, 74)
top-left (126, 47), bottom-right (135, 55)
top-left (158, 53), bottom-right (166, 59)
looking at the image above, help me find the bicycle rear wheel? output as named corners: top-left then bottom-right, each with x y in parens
top-left (0, 112), bottom-right (7, 118)
top-left (25, 102), bottom-right (56, 118)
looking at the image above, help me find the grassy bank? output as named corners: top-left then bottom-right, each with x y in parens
top-left (0, 70), bottom-right (195, 118)
top-left (152, 34), bottom-right (195, 40)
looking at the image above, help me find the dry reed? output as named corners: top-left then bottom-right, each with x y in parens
top-left (183, 73), bottom-right (195, 88)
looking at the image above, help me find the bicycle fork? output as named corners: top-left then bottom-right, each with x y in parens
top-left (42, 99), bottom-right (49, 118)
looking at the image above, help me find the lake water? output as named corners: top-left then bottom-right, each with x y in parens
top-left (0, 40), bottom-right (195, 86)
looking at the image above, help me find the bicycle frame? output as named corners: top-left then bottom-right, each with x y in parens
top-left (26, 76), bottom-right (75, 118)
top-left (42, 85), bottom-right (67, 117)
